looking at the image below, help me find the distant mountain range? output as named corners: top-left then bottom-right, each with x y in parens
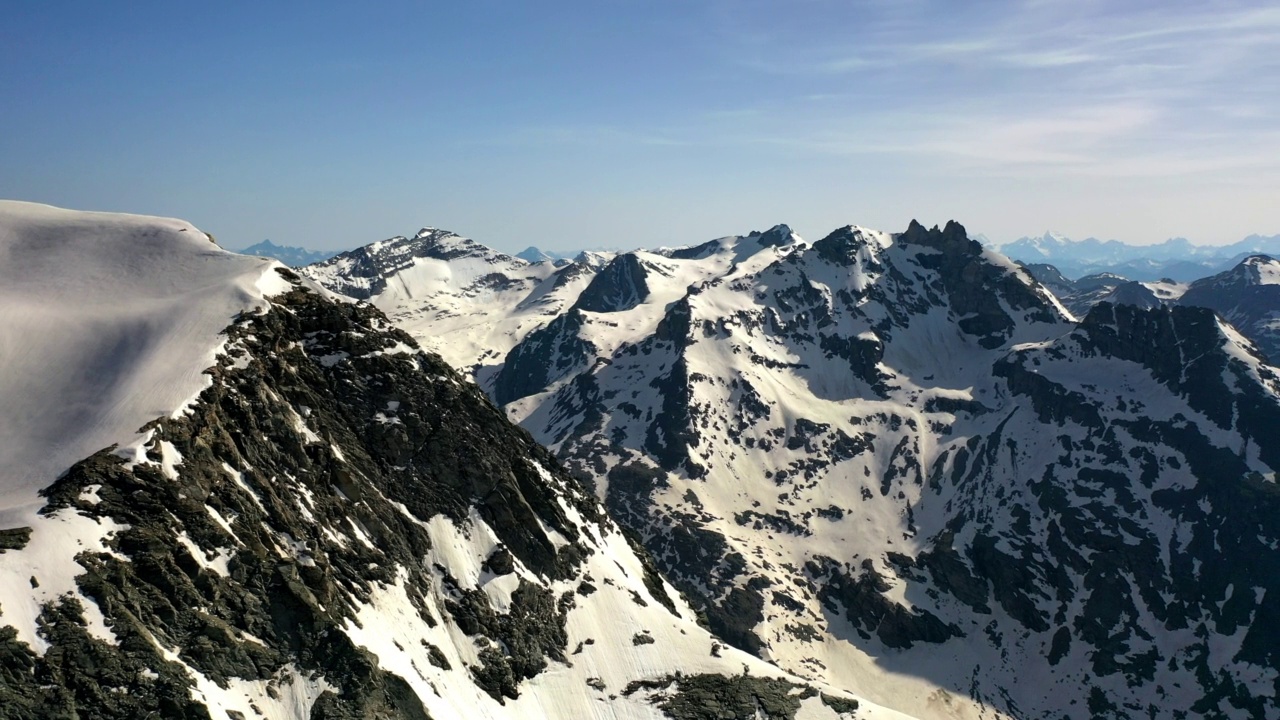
top-left (991, 231), bottom-right (1280, 281)
top-left (239, 239), bottom-right (343, 266)
top-left (516, 245), bottom-right (621, 264)
top-left (241, 232), bottom-right (1280, 285)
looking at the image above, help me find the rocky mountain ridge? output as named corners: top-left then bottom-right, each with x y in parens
top-left (301, 230), bottom-right (614, 376)
top-left (1017, 264), bottom-right (1185, 318)
top-left (308, 217), bottom-right (1280, 719)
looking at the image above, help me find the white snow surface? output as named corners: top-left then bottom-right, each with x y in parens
top-left (0, 200), bottom-right (292, 655)
top-left (1141, 278), bottom-right (1189, 301)
top-left (1247, 255), bottom-right (1280, 285)
top-left (0, 201), bottom-right (287, 521)
top-left (338, 504), bottom-right (914, 720)
top-left (300, 229), bottom-right (599, 377)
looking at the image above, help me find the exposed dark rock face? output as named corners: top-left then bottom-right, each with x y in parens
top-left (752, 224), bottom-right (795, 249)
top-left (0, 278), bottom-right (607, 717)
top-left (808, 557), bottom-right (960, 649)
top-left (492, 309), bottom-right (597, 405)
top-left (641, 298), bottom-right (705, 478)
top-left (900, 219), bottom-right (1059, 346)
top-left (1100, 280), bottom-right (1162, 309)
top-left (810, 226), bottom-right (873, 267)
top-left (572, 253), bottom-right (650, 313)
top-left (622, 673), bottom-right (849, 720)
top-left (0, 527), bottom-right (31, 552)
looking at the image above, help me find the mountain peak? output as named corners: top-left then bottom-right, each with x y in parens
top-left (304, 226), bottom-right (525, 300)
top-left (515, 245), bottom-right (554, 263)
top-left (810, 225), bottom-right (888, 265)
top-left (404, 227), bottom-right (490, 259)
top-left (1241, 253), bottom-right (1280, 280)
top-left (749, 223), bottom-right (796, 247)
top-left (898, 218), bottom-right (975, 251)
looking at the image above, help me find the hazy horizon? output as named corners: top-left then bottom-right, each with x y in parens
top-left (234, 222), bottom-right (1280, 256)
top-left (3, 1), bottom-right (1277, 252)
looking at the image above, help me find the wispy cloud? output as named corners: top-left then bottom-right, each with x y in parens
top-left (691, 1), bottom-right (1280, 180)
top-left (470, 0), bottom-right (1280, 242)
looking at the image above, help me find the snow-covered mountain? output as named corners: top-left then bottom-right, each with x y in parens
top-left (516, 246), bottom-right (577, 264)
top-left (0, 202), bottom-right (896, 720)
top-left (1178, 255), bottom-right (1280, 363)
top-left (994, 231), bottom-right (1280, 282)
top-left (300, 229), bottom-right (615, 378)
top-left (239, 239), bottom-right (342, 267)
top-left (1017, 264), bottom-right (1186, 317)
top-left (310, 219), bottom-right (1280, 719)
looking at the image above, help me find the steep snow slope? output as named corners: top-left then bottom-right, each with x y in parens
top-left (0, 201), bottom-right (288, 519)
top-left (0, 204), bottom-right (905, 720)
top-left (0, 200), bottom-right (285, 665)
top-left (313, 219), bottom-right (1280, 719)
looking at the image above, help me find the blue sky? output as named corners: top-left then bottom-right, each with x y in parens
top-left (2, 1), bottom-right (1277, 251)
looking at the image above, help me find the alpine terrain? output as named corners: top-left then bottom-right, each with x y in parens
top-left (1019, 255), bottom-right (1280, 366)
top-left (1016, 264), bottom-right (1186, 319)
top-left (0, 201), bottom-right (893, 720)
top-left (305, 220), bottom-right (1280, 719)
top-left (1176, 255), bottom-right (1280, 364)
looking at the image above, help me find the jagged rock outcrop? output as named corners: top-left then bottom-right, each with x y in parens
top-left (572, 254), bottom-right (650, 313)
